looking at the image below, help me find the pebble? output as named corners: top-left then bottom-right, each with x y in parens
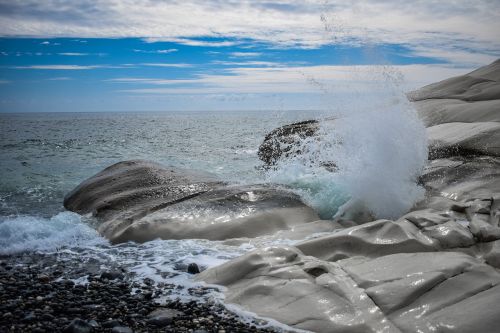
top-left (187, 263), bottom-right (200, 274)
top-left (0, 252), bottom-right (283, 333)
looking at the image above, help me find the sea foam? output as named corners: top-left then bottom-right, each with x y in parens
top-left (267, 98), bottom-right (428, 220)
top-left (0, 212), bottom-right (106, 255)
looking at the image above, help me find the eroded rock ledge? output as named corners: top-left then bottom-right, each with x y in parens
top-left (197, 59), bottom-right (500, 332)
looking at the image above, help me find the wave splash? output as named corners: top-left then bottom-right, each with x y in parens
top-left (266, 99), bottom-right (428, 220)
top-left (0, 212), bottom-right (106, 255)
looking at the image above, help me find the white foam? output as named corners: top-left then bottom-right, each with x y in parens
top-left (0, 212), bottom-right (106, 255)
top-left (267, 98), bottom-right (428, 220)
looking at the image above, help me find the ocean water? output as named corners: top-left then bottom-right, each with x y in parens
top-left (0, 104), bottom-right (427, 324)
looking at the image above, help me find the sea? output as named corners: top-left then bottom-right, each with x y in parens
top-left (0, 103), bottom-right (428, 323)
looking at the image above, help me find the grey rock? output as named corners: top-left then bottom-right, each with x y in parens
top-left (111, 327), bottom-right (133, 333)
top-left (146, 308), bottom-right (183, 327)
top-left (63, 319), bottom-right (93, 333)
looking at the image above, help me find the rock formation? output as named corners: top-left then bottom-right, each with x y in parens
top-left (65, 60), bottom-right (500, 332)
top-left (64, 160), bottom-right (320, 243)
top-left (197, 59), bottom-right (500, 332)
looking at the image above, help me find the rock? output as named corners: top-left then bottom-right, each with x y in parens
top-left (409, 59), bottom-right (500, 160)
top-left (111, 327), bottom-right (133, 333)
top-left (408, 59), bottom-right (500, 102)
top-left (63, 318), bottom-right (93, 333)
top-left (470, 213), bottom-right (500, 242)
top-left (37, 274), bottom-right (50, 283)
top-left (187, 263), bottom-right (200, 274)
top-left (414, 99), bottom-right (500, 127)
top-left (146, 308), bottom-right (183, 327)
top-left (65, 161), bottom-right (321, 243)
top-left (257, 118), bottom-right (339, 171)
top-left (418, 156), bottom-right (500, 204)
top-left (258, 120), bottom-right (319, 167)
top-left (100, 271), bottom-right (124, 281)
top-left (102, 319), bottom-right (121, 328)
top-left (422, 220), bottom-right (475, 249)
top-left (198, 246), bottom-right (397, 332)
top-left (480, 240), bottom-right (500, 268)
top-left (427, 122), bottom-right (500, 158)
top-left (198, 245), bottom-right (500, 333)
top-left (296, 219), bottom-right (436, 262)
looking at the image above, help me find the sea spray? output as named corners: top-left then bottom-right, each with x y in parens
top-left (266, 94), bottom-right (428, 220)
top-left (0, 212), bottom-right (106, 255)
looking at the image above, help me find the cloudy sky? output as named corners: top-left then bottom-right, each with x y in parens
top-left (0, 0), bottom-right (499, 112)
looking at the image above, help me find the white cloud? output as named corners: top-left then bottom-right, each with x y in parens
top-left (112, 64), bottom-right (475, 95)
top-left (58, 52), bottom-right (89, 56)
top-left (230, 52), bottom-right (262, 57)
top-left (0, 1), bottom-right (498, 66)
top-left (12, 65), bottom-right (105, 70)
top-left (212, 60), bottom-right (282, 67)
top-left (133, 48), bottom-right (178, 54)
top-left (47, 77), bottom-right (72, 80)
top-left (140, 63), bottom-right (193, 68)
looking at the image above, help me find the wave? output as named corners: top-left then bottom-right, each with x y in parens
top-left (0, 212), bottom-right (106, 255)
top-left (266, 99), bottom-right (428, 220)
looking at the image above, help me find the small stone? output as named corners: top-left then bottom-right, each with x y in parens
top-left (103, 319), bottom-right (121, 328)
top-left (36, 296), bottom-right (43, 301)
top-left (63, 318), bottom-right (92, 333)
top-left (187, 263), bottom-right (200, 274)
top-left (87, 320), bottom-right (99, 328)
top-left (111, 326), bottom-right (133, 333)
top-left (37, 274), bottom-right (50, 283)
top-left (100, 271), bottom-right (124, 281)
top-left (147, 308), bottom-right (183, 327)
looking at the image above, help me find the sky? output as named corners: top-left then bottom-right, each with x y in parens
top-left (0, 0), bottom-right (499, 112)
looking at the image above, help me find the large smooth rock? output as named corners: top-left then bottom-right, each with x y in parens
top-left (409, 59), bottom-right (500, 102)
top-left (64, 160), bottom-right (222, 221)
top-left (296, 219), bottom-right (437, 261)
top-left (410, 59), bottom-right (500, 160)
top-left (418, 156), bottom-right (500, 203)
top-left (427, 122), bottom-right (500, 158)
top-left (199, 246), bottom-right (500, 333)
top-left (64, 160), bottom-right (321, 243)
top-left (106, 184), bottom-right (320, 243)
top-left (414, 99), bottom-right (500, 127)
top-left (198, 246), bottom-right (399, 333)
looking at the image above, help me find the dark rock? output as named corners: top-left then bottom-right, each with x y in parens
top-left (102, 319), bottom-right (121, 328)
top-left (258, 120), bottom-right (319, 167)
top-left (63, 318), bottom-right (93, 333)
top-left (187, 263), bottom-right (200, 274)
top-left (100, 270), bottom-right (124, 280)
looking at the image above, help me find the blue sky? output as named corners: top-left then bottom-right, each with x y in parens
top-left (0, 1), bottom-right (499, 112)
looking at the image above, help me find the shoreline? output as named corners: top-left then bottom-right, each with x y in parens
top-left (0, 252), bottom-right (283, 333)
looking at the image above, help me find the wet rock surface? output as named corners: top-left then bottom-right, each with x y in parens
top-left (64, 160), bottom-right (320, 244)
top-left (257, 120), bottom-right (319, 167)
top-left (198, 59), bottom-right (500, 332)
top-left (0, 253), bottom-right (282, 333)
